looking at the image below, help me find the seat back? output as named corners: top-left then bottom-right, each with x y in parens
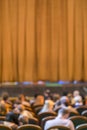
top-left (47, 125), bottom-right (70, 130)
top-left (32, 105), bottom-right (43, 110)
top-left (38, 112), bottom-right (57, 125)
top-left (41, 116), bottom-right (56, 130)
top-left (29, 118), bottom-right (39, 125)
top-left (69, 111), bottom-right (79, 117)
top-left (76, 124), bottom-right (87, 130)
top-left (24, 106), bottom-right (33, 112)
top-left (76, 106), bottom-right (87, 115)
top-left (81, 110), bottom-right (87, 117)
top-left (0, 125), bottom-right (12, 130)
top-left (18, 124), bottom-right (42, 130)
top-left (38, 112), bottom-right (57, 120)
top-left (34, 107), bottom-right (43, 115)
top-left (69, 116), bottom-right (87, 128)
top-left (0, 116), bottom-right (6, 121)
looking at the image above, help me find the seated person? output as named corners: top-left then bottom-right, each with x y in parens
top-left (18, 115), bottom-right (29, 126)
top-left (31, 94), bottom-right (44, 106)
top-left (6, 104), bottom-right (34, 125)
top-left (72, 90), bottom-right (83, 107)
top-left (39, 99), bottom-right (54, 113)
top-left (0, 92), bottom-right (12, 113)
top-left (54, 96), bottom-right (77, 113)
top-left (15, 94), bottom-right (30, 107)
top-left (54, 92), bottom-right (69, 110)
top-left (53, 93), bottom-right (60, 105)
top-left (44, 107), bottom-right (75, 130)
top-left (6, 107), bottom-right (20, 125)
top-left (17, 104), bottom-right (34, 119)
top-left (43, 89), bottom-right (53, 100)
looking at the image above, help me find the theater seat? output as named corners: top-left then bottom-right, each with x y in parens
top-left (76, 124), bottom-right (87, 130)
top-left (69, 116), bottom-right (87, 128)
top-left (46, 125), bottom-right (70, 130)
top-left (0, 125), bottom-right (12, 130)
top-left (17, 124), bottom-right (42, 130)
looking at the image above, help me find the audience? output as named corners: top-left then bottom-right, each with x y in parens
top-left (44, 107), bottom-right (75, 130)
top-left (6, 107), bottom-right (20, 125)
top-left (0, 92), bottom-right (12, 113)
top-left (54, 95), bottom-right (77, 114)
top-left (0, 90), bottom-right (86, 130)
top-left (6, 104), bottom-right (34, 125)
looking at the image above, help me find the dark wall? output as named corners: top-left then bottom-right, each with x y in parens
top-left (0, 84), bottom-right (87, 97)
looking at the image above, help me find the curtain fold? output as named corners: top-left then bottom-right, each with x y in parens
top-left (0, 0), bottom-right (87, 82)
top-left (83, 0), bottom-right (87, 81)
top-left (0, 0), bottom-right (1, 82)
top-left (67, 0), bottom-right (75, 81)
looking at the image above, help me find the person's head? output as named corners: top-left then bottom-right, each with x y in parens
top-left (2, 92), bottom-right (9, 101)
top-left (34, 94), bottom-right (44, 105)
top-left (62, 91), bottom-right (68, 96)
top-left (45, 100), bottom-right (54, 110)
top-left (60, 97), bottom-right (70, 106)
top-left (18, 115), bottom-right (29, 125)
top-left (44, 89), bottom-right (51, 100)
top-left (58, 108), bottom-right (70, 119)
top-left (67, 93), bottom-right (73, 100)
top-left (41, 100), bottom-right (54, 113)
top-left (18, 94), bottom-right (25, 102)
top-left (73, 90), bottom-right (80, 97)
top-left (17, 104), bottom-right (25, 113)
top-left (45, 89), bottom-right (51, 94)
top-left (53, 94), bottom-right (60, 102)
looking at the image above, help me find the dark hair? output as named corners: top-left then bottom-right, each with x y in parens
top-left (34, 93), bottom-right (43, 98)
top-left (2, 92), bottom-right (9, 101)
top-left (62, 91), bottom-right (68, 96)
top-left (6, 112), bottom-right (19, 125)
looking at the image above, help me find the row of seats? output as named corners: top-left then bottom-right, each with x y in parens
top-left (0, 123), bottom-right (87, 130)
top-left (0, 95), bottom-right (87, 130)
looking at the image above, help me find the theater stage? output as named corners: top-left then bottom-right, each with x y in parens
top-left (0, 83), bottom-right (87, 97)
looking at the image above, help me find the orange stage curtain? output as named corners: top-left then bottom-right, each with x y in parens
top-left (0, 0), bottom-right (87, 82)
